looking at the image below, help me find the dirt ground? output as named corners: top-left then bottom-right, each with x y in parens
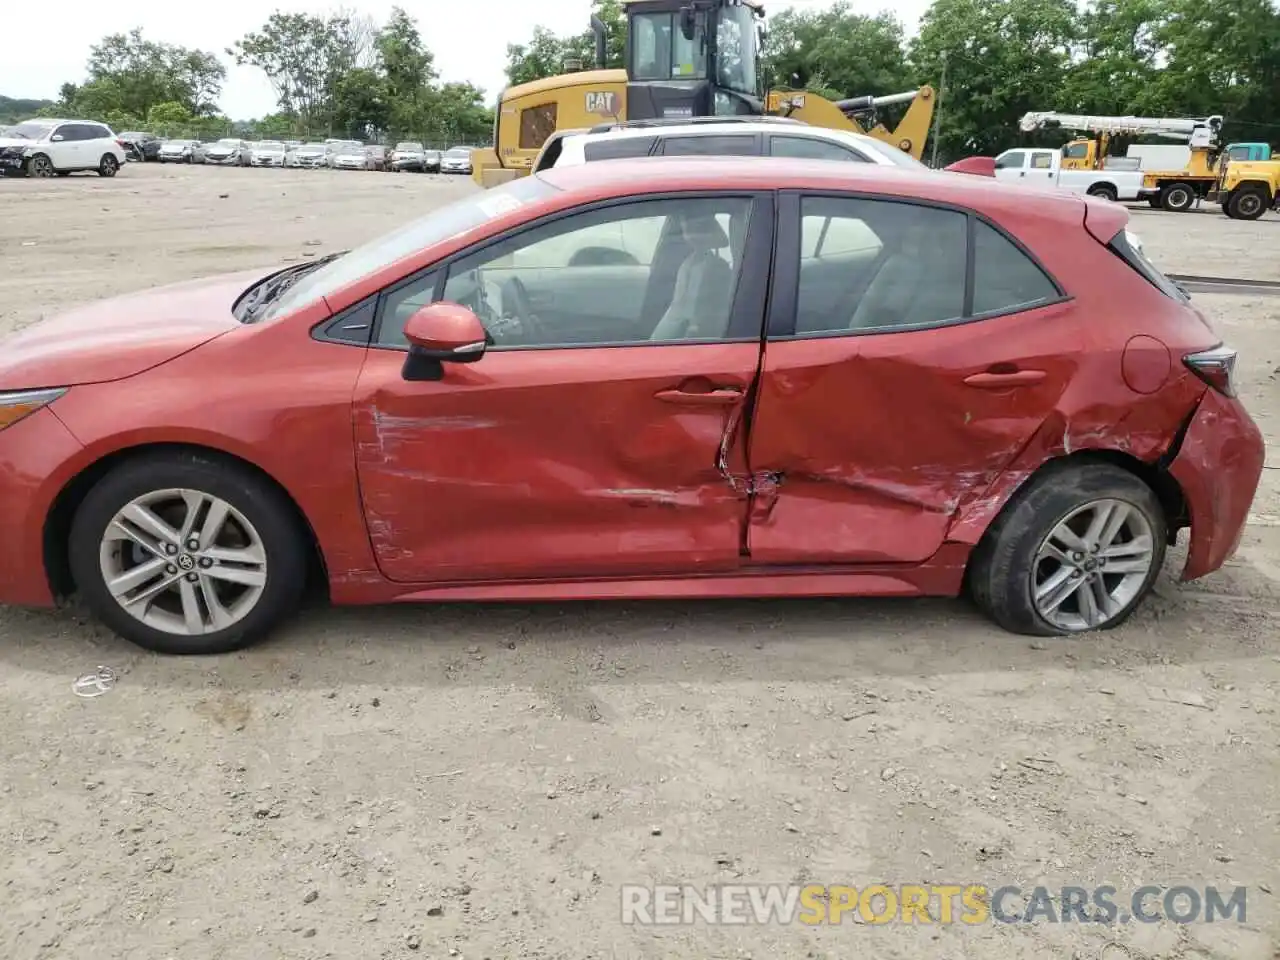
top-left (0, 163), bottom-right (1277, 960)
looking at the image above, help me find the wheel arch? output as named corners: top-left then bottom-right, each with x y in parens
top-left (960, 448), bottom-right (1189, 564)
top-left (43, 441), bottom-right (328, 602)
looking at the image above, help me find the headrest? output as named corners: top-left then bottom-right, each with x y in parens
top-left (681, 211), bottom-right (729, 249)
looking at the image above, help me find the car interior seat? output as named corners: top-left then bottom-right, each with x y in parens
top-left (649, 212), bottom-right (735, 341)
top-left (846, 219), bottom-right (966, 330)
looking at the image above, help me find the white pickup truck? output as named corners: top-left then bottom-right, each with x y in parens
top-left (993, 146), bottom-right (1150, 202)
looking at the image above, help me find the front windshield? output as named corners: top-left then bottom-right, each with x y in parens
top-left (7, 121), bottom-right (54, 140)
top-left (262, 175), bottom-right (561, 321)
top-left (446, 148), bottom-right (469, 157)
top-left (302, 143), bottom-right (326, 150)
top-left (632, 11), bottom-right (706, 81)
top-left (216, 139), bottom-right (239, 146)
top-left (397, 142), bottom-right (423, 151)
top-left (259, 141), bottom-right (285, 150)
top-left (715, 6), bottom-right (758, 94)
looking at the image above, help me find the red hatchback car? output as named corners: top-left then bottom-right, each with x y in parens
top-left (0, 158), bottom-right (1264, 654)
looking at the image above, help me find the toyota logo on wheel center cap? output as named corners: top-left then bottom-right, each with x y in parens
top-left (177, 554), bottom-right (196, 571)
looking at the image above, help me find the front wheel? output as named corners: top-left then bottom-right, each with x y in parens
top-left (1226, 187), bottom-right (1268, 221)
top-left (98, 154), bottom-right (119, 177)
top-left (68, 451), bottom-right (309, 654)
top-left (968, 463), bottom-right (1167, 636)
top-left (27, 153), bottom-right (55, 177)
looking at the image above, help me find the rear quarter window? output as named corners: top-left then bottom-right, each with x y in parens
top-left (971, 220), bottom-right (1061, 315)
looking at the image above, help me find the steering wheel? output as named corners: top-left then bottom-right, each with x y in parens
top-left (502, 276), bottom-right (551, 344)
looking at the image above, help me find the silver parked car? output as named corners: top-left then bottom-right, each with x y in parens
top-left (203, 138), bottom-right (249, 166)
top-left (366, 144), bottom-right (389, 171)
top-left (292, 142), bottom-right (331, 169)
top-left (249, 140), bottom-right (288, 167)
top-left (331, 141), bottom-right (370, 170)
top-left (423, 149), bottom-right (442, 172)
top-left (440, 146), bottom-right (473, 174)
top-left (390, 141), bottom-right (426, 172)
top-left (157, 139), bottom-right (206, 163)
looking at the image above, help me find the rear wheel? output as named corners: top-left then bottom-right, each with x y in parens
top-left (1087, 183), bottom-right (1118, 202)
top-left (68, 451), bottom-right (309, 655)
top-left (1226, 187), bottom-right (1268, 221)
top-left (968, 463), bottom-right (1167, 636)
top-left (98, 154), bottom-right (119, 177)
top-left (1160, 182), bottom-right (1195, 212)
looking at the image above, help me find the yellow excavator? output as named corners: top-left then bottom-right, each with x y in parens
top-left (472, 0), bottom-right (935, 187)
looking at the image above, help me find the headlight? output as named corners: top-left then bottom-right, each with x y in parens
top-left (0, 387), bottom-right (66, 431)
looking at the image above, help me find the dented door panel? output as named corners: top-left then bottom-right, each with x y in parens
top-left (746, 304), bottom-right (1082, 565)
top-left (353, 344), bottom-right (760, 583)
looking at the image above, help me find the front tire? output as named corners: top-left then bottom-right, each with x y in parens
top-left (27, 153), bottom-right (55, 177)
top-left (1226, 187), bottom-right (1268, 221)
top-left (98, 154), bottom-right (119, 177)
top-left (968, 463), bottom-right (1167, 636)
top-left (68, 451), bottom-right (309, 655)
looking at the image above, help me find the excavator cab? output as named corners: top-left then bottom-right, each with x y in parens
top-left (620, 0), bottom-right (765, 121)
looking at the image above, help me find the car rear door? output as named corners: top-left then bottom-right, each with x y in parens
top-left (351, 191), bottom-right (774, 584)
top-left (742, 190), bottom-right (1079, 565)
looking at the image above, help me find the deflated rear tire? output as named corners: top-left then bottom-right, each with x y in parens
top-left (968, 463), bottom-right (1167, 636)
top-left (68, 451), bottom-right (309, 655)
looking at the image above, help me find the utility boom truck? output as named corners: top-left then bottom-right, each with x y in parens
top-left (471, 0), bottom-right (936, 187)
top-left (1019, 111), bottom-right (1224, 212)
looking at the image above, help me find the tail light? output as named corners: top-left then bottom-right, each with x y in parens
top-left (116, 139), bottom-right (127, 149)
top-left (1184, 344), bottom-right (1238, 397)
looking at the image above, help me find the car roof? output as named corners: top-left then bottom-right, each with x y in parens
top-left (534, 155), bottom-right (1096, 227)
top-left (558, 120), bottom-right (898, 154)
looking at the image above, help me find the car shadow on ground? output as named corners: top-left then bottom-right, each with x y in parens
top-left (1, 540), bottom-right (1275, 694)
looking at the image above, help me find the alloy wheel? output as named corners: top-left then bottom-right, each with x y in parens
top-left (29, 155), bottom-right (54, 177)
top-left (1031, 498), bottom-right (1156, 631)
top-left (98, 488), bottom-right (268, 636)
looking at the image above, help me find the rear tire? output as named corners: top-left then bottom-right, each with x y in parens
top-left (1087, 184), bottom-right (1118, 202)
top-left (68, 450), bottom-right (309, 655)
top-left (1160, 182), bottom-right (1195, 212)
top-left (98, 154), bottom-right (119, 178)
top-left (968, 463), bottom-right (1167, 636)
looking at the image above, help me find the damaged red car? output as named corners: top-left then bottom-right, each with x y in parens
top-left (0, 157), bottom-right (1264, 654)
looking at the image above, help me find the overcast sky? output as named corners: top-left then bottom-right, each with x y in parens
top-left (2, 0), bottom-right (931, 119)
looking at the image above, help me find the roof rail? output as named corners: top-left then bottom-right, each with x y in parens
top-left (586, 115), bottom-right (804, 134)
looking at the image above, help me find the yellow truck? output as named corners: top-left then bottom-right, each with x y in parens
top-left (1208, 143), bottom-right (1279, 220)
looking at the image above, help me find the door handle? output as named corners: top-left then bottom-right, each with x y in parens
top-left (655, 387), bottom-right (744, 405)
top-left (964, 370), bottom-right (1046, 388)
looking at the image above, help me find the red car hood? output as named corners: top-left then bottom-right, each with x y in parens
top-left (0, 269), bottom-right (265, 391)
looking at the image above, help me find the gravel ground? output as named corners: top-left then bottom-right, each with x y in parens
top-left (0, 163), bottom-right (1277, 960)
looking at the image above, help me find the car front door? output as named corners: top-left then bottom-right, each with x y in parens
top-left (352, 192), bottom-right (773, 584)
top-left (993, 149), bottom-right (1028, 185)
top-left (743, 191), bottom-right (1077, 565)
top-left (48, 123), bottom-right (82, 168)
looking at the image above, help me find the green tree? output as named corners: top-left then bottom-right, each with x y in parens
top-left (505, 0), bottom-right (626, 86)
top-left (764, 5), bottom-right (912, 100)
top-left (377, 6), bottom-right (437, 135)
top-left (910, 0), bottom-right (1080, 159)
top-left (85, 29), bottom-right (226, 118)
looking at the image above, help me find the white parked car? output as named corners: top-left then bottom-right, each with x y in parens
top-left (993, 146), bottom-right (1150, 202)
top-left (250, 140), bottom-right (288, 167)
top-left (0, 118), bottom-right (126, 178)
top-left (440, 146), bottom-right (473, 174)
top-left (532, 117), bottom-right (930, 174)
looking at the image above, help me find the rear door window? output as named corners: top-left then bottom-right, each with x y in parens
top-left (584, 136), bottom-right (659, 162)
top-left (659, 134), bottom-right (759, 157)
top-left (971, 221), bottom-right (1060, 314)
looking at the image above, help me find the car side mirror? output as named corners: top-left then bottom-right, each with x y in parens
top-left (51, 134), bottom-right (64, 142)
top-left (679, 6), bottom-right (697, 40)
top-left (402, 302), bottom-right (488, 381)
